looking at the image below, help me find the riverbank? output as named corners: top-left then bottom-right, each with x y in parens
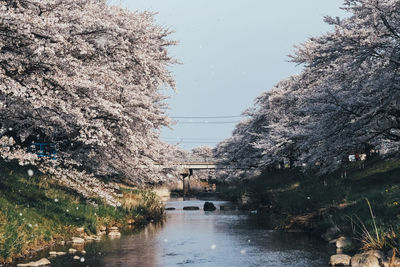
top-left (218, 157), bottom-right (400, 255)
top-left (0, 160), bottom-right (164, 265)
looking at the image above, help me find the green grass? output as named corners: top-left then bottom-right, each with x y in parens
top-left (219, 156), bottom-right (400, 251)
top-left (0, 160), bottom-right (164, 264)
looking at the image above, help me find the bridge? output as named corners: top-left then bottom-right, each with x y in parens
top-left (164, 158), bottom-right (219, 196)
top-left (154, 158), bottom-right (255, 196)
top-left (177, 162), bottom-right (217, 169)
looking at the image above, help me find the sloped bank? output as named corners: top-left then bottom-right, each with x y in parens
top-left (217, 157), bottom-right (400, 265)
top-left (0, 160), bottom-right (164, 265)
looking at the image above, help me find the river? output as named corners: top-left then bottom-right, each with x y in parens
top-left (22, 198), bottom-right (333, 266)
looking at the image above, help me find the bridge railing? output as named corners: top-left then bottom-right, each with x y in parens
top-left (168, 157), bottom-right (215, 163)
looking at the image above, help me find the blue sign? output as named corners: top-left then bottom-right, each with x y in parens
top-left (30, 143), bottom-right (57, 160)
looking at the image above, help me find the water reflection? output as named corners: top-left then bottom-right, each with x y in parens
top-left (33, 198), bottom-right (333, 267)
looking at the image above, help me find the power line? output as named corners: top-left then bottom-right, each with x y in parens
top-left (176, 121), bottom-right (240, 124)
top-left (171, 115), bottom-right (242, 119)
top-left (166, 141), bottom-right (220, 144)
top-left (164, 137), bottom-right (224, 141)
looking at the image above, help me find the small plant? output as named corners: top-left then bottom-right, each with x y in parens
top-left (351, 199), bottom-right (399, 252)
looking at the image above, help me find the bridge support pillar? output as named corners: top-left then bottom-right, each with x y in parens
top-left (183, 176), bottom-right (190, 196)
top-left (181, 168), bottom-right (193, 197)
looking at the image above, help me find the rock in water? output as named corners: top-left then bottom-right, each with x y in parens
top-left (85, 235), bottom-right (96, 241)
top-left (183, 206), bottom-right (199, 210)
top-left (72, 237), bottom-right (85, 244)
top-left (334, 236), bottom-right (353, 249)
top-left (108, 231), bottom-right (121, 238)
top-left (203, 202), bottom-right (216, 211)
top-left (165, 207), bottom-right (176, 210)
top-left (351, 250), bottom-right (384, 267)
top-left (17, 258), bottom-right (51, 267)
top-left (329, 254), bottom-right (351, 266)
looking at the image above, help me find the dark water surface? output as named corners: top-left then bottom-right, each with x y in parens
top-left (20, 198), bottom-right (333, 267)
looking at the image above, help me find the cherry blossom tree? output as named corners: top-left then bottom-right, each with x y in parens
top-left (216, 0), bottom-right (400, 180)
top-left (191, 146), bottom-right (213, 160)
top-left (290, 0), bottom-right (400, 168)
top-left (0, 0), bottom-right (178, 197)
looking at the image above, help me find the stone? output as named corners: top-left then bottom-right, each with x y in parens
top-left (98, 231), bottom-right (106, 236)
top-left (68, 248), bottom-right (77, 254)
top-left (85, 235), bottom-right (96, 241)
top-left (351, 250), bottom-right (384, 267)
top-left (165, 207), bottom-right (175, 210)
top-left (127, 219), bottom-right (135, 224)
top-left (73, 256), bottom-right (80, 260)
top-left (109, 226), bottom-right (119, 231)
top-left (108, 231), bottom-right (121, 238)
top-left (329, 254), bottom-right (351, 266)
top-left (17, 258), bottom-right (51, 267)
top-left (49, 251), bottom-right (57, 256)
top-left (335, 236), bottom-right (352, 249)
top-left (72, 237), bottom-right (85, 244)
top-left (99, 226), bottom-right (107, 231)
top-left (81, 250), bottom-right (87, 255)
top-left (183, 206), bottom-right (200, 210)
top-left (56, 252), bottom-right (66, 256)
top-left (76, 227), bottom-right (84, 233)
top-left (203, 202), bottom-right (216, 211)
top-left (366, 250), bottom-right (384, 261)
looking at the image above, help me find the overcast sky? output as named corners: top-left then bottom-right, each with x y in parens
top-left (112, 0), bottom-right (346, 150)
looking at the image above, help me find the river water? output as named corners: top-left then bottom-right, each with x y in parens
top-left (24, 198), bottom-right (333, 267)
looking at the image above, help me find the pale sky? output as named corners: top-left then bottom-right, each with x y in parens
top-left (112, 0), bottom-right (346, 150)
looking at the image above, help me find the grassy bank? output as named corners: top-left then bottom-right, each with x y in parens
top-left (0, 160), bottom-right (164, 264)
top-left (219, 156), bottom-right (400, 252)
